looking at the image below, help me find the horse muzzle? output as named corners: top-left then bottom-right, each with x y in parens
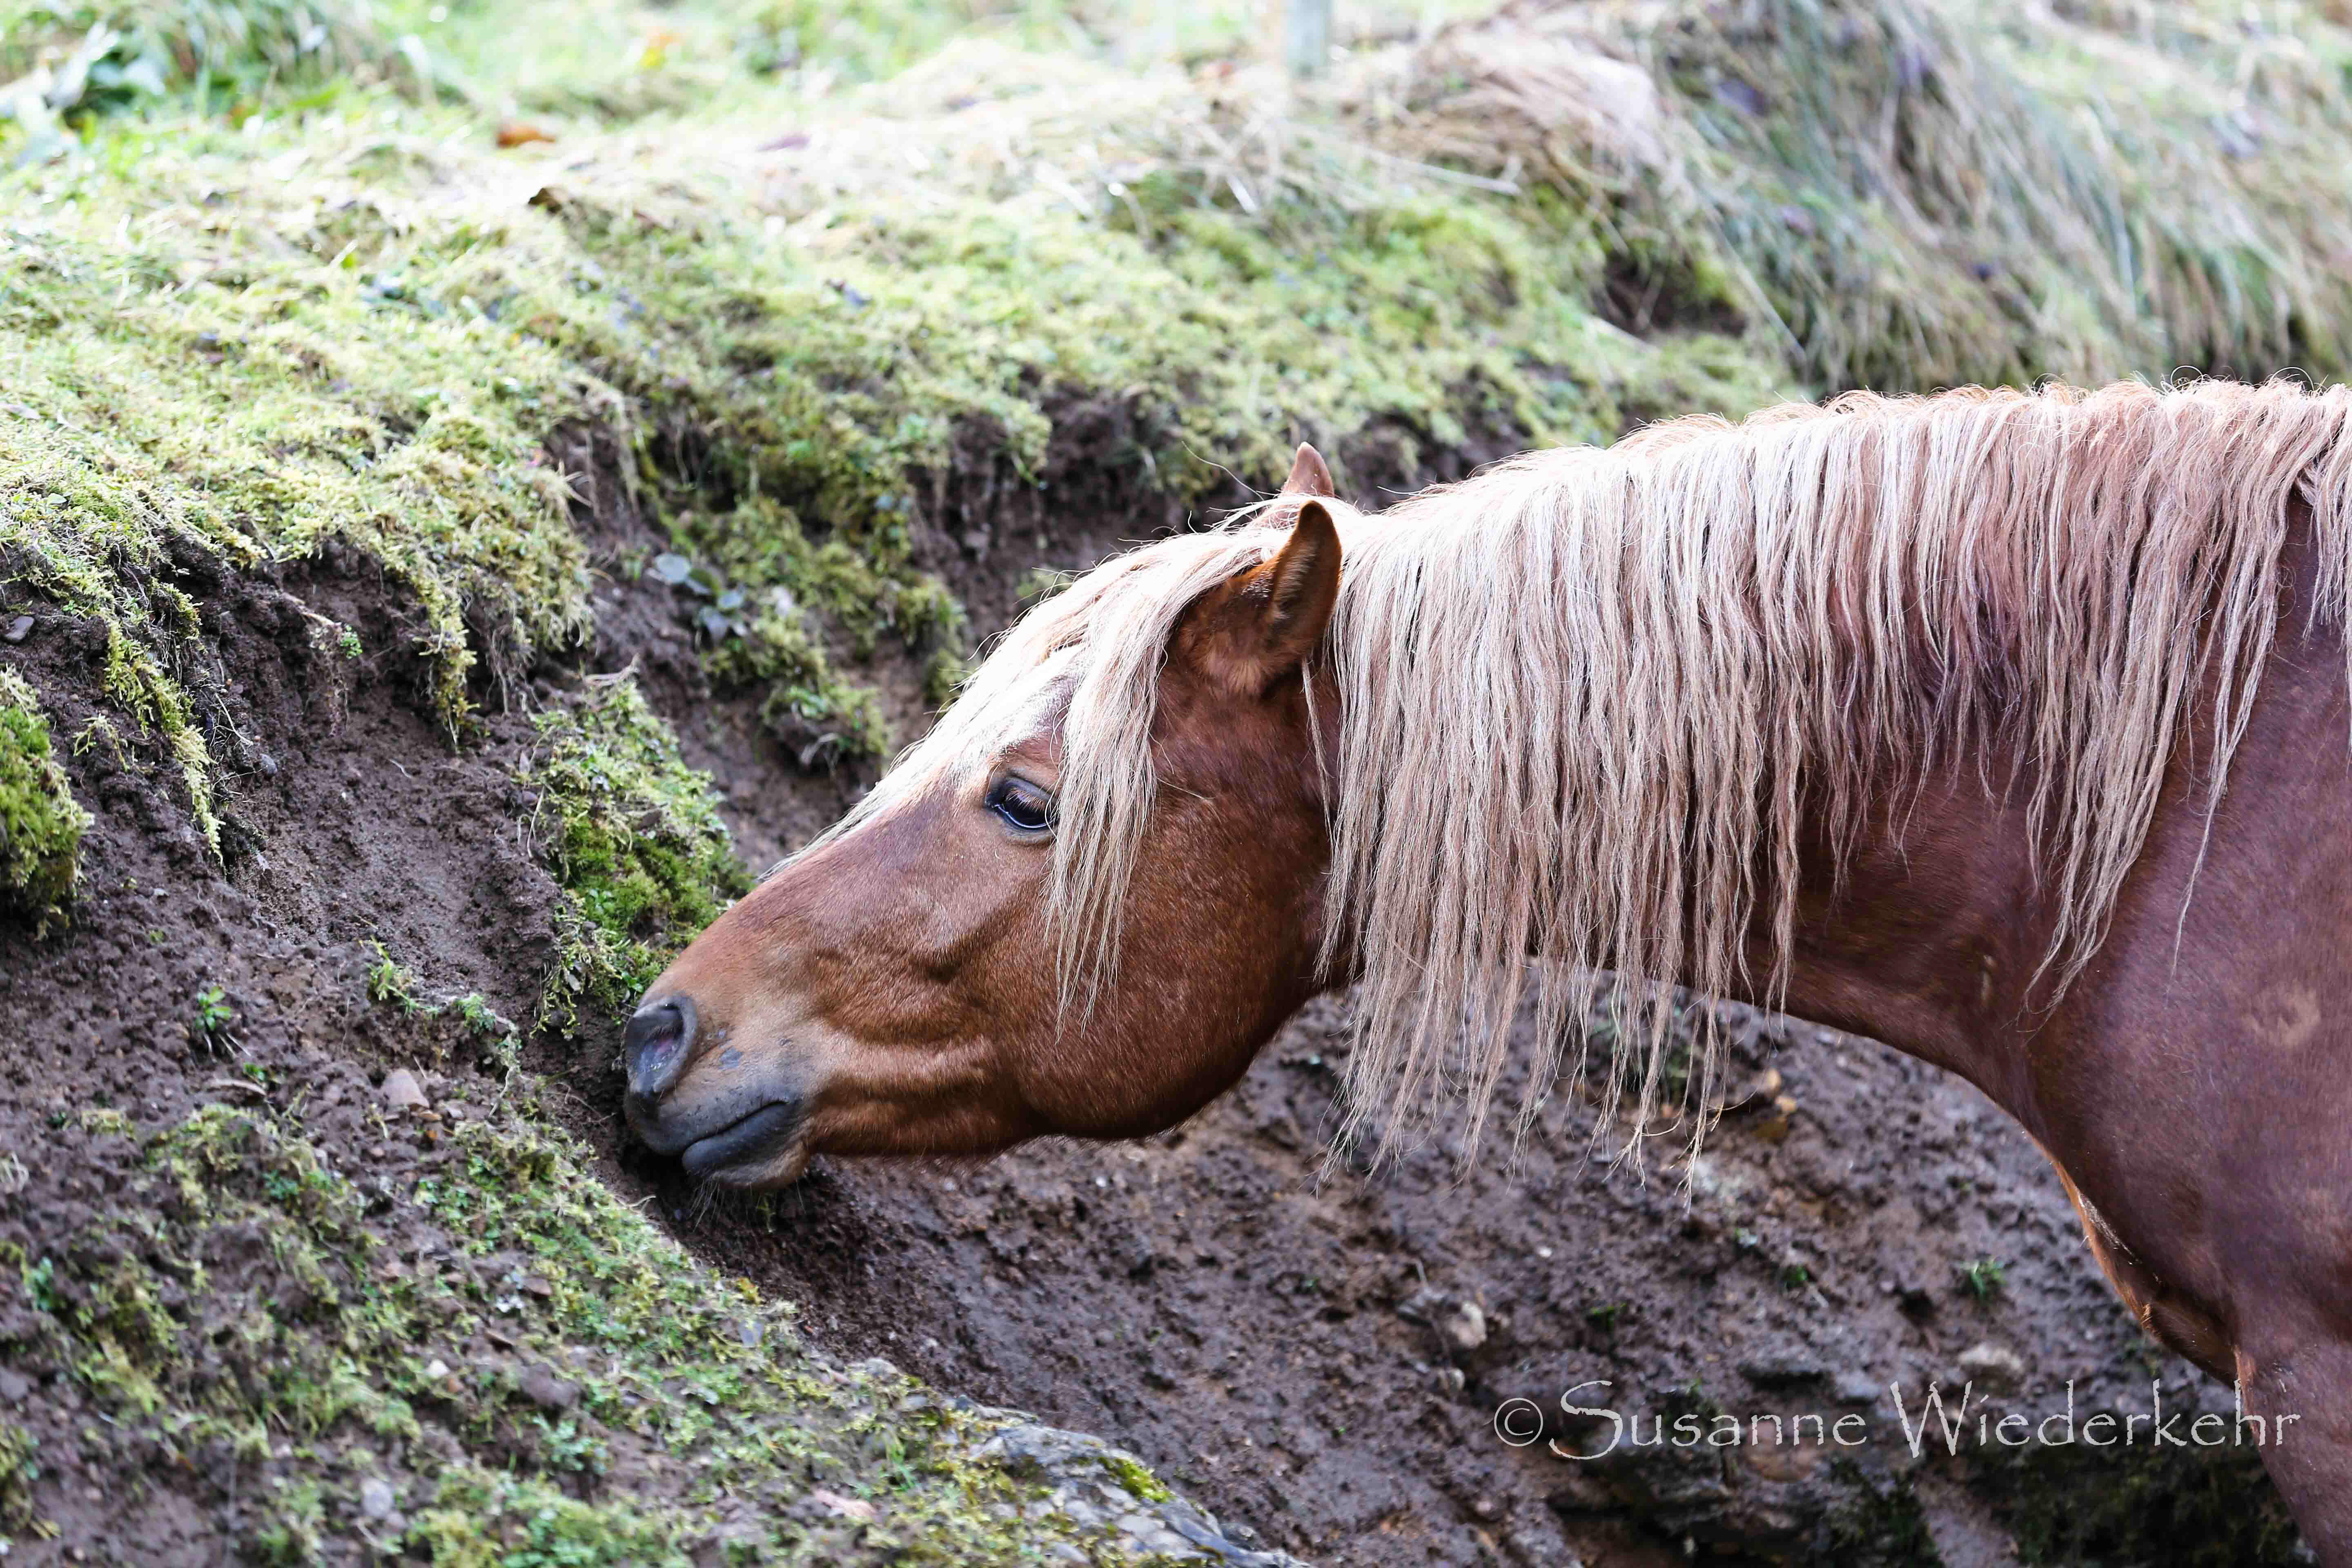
top-left (622, 994), bottom-right (811, 1186)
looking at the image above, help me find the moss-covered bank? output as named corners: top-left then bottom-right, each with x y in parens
top-left (0, 1088), bottom-right (1217, 1563)
top-left (0, 3), bottom-right (1795, 1016)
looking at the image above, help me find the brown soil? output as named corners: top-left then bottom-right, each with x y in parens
top-left (1, 409), bottom-right (2303, 1565)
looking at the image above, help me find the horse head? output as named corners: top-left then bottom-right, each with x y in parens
top-left (622, 446), bottom-right (1348, 1187)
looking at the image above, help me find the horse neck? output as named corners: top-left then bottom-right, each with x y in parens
top-left (1301, 635), bottom-right (2055, 1121)
top-left (1739, 502), bottom-right (2339, 1142)
top-left (1733, 751), bottom-right (2054, 1129)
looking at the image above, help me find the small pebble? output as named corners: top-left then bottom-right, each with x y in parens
top-left (381, 1069), bottom-right (428, 1110)
top-left (1441, 1301), bottom-right (1488, 1353)
top-left (1956, 1341), bottom-right (2027, 1391)
top-left (359, 1478), bottom-right (396, 1520)
top-left (3, 615), bottom-right (32, 643)
top-left (808, 1488), bottom-right (876, 1522)
top-left (518, 1366), bottom-right (579, 1413)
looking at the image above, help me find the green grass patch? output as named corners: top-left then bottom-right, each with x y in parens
top-left (16, 1105), bottom-right (415, 1453)
top-left (1956, 1255), bottom-right (2008, 1301)
top-left (0, 0), bottom-right (412, 137)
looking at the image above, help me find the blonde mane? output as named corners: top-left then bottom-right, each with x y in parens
top-left (839, 378), bottom-right (2352, 1171)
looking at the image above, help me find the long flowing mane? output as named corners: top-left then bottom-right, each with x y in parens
top-left (840, 379), bottom-right (2352, 1169)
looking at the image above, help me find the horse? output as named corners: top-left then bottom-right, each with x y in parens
top-left (621, 378), bottom-right (2352, 1552)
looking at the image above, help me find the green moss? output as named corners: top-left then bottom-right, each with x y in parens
top-left (920, 645), bottom-right (970, 711)
top-left (659, 521), bottom-right (906, 766)
top-left (249, 1474), bottom-right (328, 1567)
top-left (0, 214), bottom-right (599, 731)
top-left (408, 1111), bottom-right (1188, 1564)
top-left (679, 498), bottom-right (964, 663)
top-left (0, 1417), bottom-right (53, 1546)
top-left (1980, 1437), bottom-right (2302, 1566)
top-left (19, 1106), bottom-right (410, 1448)
top-left (757, 677), bottom-right (891, 772)
top-left (1102, 1451), bottom-right (1172, 1504)
top-left (525, 675), bottom-right (751, 1029)
top-left (405, 1467), bottom-right (689, 1568)
top-left (0, 667), bottom-right (92, 933)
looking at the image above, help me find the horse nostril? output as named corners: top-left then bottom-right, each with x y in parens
top-left (624, 996), bottom-right (697, 1098)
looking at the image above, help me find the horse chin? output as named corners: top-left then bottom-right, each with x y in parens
top-left (693, 1142), bottom-right (812, 1191)
top-left (676, 1100), bottom-right (811, 1189)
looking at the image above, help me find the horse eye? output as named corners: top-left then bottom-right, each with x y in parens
top-left (985, 776), bottom-right (1057, 834)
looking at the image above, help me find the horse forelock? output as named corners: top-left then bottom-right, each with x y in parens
top-left (862, 377), bottom-right (2352, 1178)
top-left (804, 522), bottom-right (1323, 1009)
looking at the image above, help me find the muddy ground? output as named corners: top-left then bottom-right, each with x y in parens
top-left (1, 412), bottom-right (2306, 1565)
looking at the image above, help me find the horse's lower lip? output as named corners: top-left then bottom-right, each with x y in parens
top-left (679, 1100), bottom-right (804, 1179)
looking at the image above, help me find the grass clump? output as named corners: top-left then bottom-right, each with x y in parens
top-left (0, 667), bottom-right (91, 933)
top-left (187, 983), bottom-right (239, 1051)
top-left (524, 674), bottom-right (749, 1029)
top-left (364, 941), bottom-right (523, 1066)
top-left (365, 939), bottom-right (421, 1009)
top-left (1956, 1255), bottom-right (2008, 1300)
top-left (405, 1466), bottom-right (687, 1568)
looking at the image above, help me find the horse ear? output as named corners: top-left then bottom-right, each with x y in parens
top-left (1283, 443), bottom-right (1336, 498)
top-left (1178, 500), bottom-right (1343, 698)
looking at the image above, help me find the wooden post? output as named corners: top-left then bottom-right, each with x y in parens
top-left (1285, 0), bottom-right (1331, 80)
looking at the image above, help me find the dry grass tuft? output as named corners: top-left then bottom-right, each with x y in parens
top-left (1378, 0), bottom-right (2352, 389)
